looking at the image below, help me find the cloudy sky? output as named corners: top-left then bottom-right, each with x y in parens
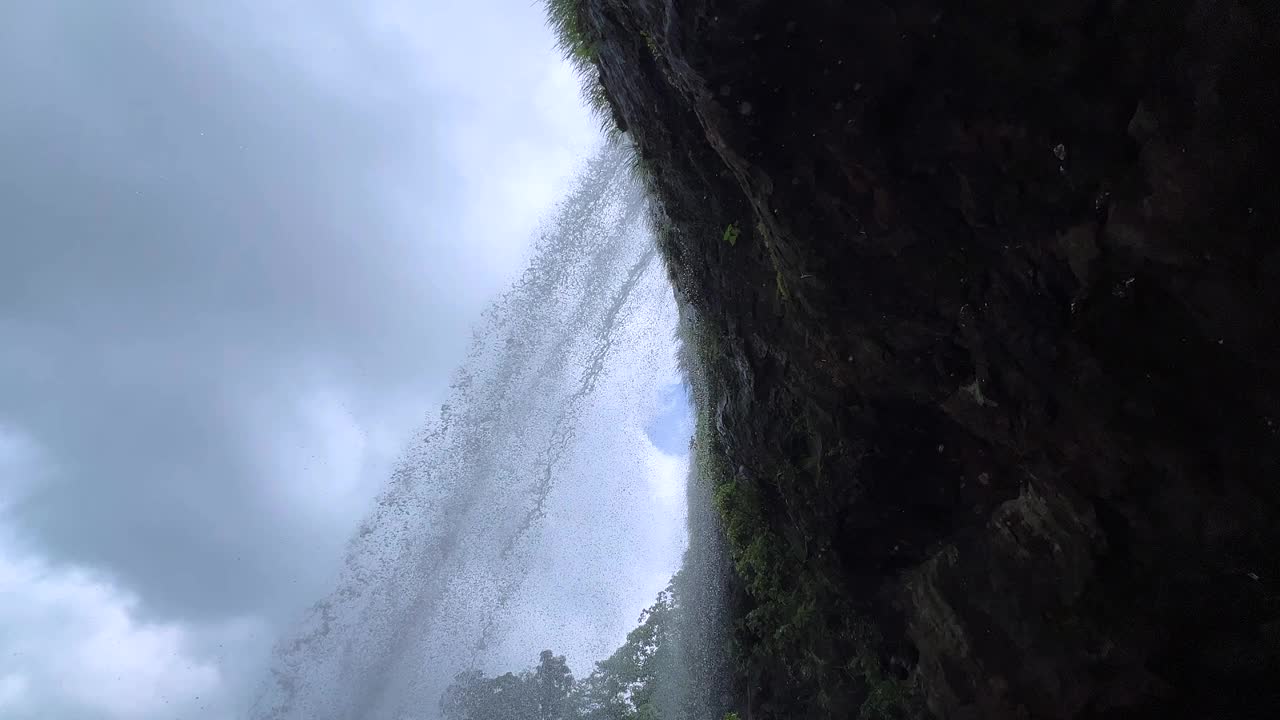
top-left (0, 1), bottom-right (678, 718)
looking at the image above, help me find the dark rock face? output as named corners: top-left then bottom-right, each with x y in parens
top-left (583, 0), bottom-right (1280, 717)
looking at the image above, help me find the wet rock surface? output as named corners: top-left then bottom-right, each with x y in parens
top-left (583, 0), bottom-right (1280, 717)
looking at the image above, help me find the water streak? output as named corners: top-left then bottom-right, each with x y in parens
top-left (252, 140), bottom-right (685, 720)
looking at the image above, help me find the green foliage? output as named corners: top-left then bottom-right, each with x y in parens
top-left (535, 651), bottom-right (578, 720)
top-left (577, 585), bottom-right (676, 720)
top-left (442, 572), bottom-right (735, 720)
top-left (442, 669), bottom-right (539, 720)
top-left (722, 222), bottom-right (741, 247)
top-left (545, 0), bottom-right (594, 65)
top-left (442, 650), bottom-right (579, 720)
top-left (544, 0), bottom-right (613, 124)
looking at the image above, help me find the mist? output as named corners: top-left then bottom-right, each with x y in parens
top-left (254, 141), bottom-right (694, 720)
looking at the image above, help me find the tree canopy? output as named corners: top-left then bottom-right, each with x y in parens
top-left (441, 584), bottom-right (684, 720)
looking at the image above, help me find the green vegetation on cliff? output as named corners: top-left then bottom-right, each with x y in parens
top-left (546, 0), bottom-right (593, 64)
top-left (545, 2), bottom-right (917, 717)
top-left (544, 3), bottom-right (915, 717)
top-left (546, 0), bottom-right (611, 122)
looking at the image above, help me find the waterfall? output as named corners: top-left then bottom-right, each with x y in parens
top-left (251, 140), bottom-right (690, 720)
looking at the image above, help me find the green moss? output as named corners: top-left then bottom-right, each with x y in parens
top-left (640, 31), bottom-right (661, 58)
top-left (723, 222), bottom-right (741, 246)
top-left (859, 681), bottom-right (911, 720)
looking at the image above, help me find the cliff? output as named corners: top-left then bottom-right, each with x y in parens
top-left (576, 1), bottom-right (1280, 717)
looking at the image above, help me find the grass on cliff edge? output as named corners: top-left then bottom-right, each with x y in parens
top-left (547, 0), bottom-right (594, 64)
top-left (545, 0), bottom-right (619, 126)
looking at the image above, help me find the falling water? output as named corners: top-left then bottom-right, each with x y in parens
top-left (252, 140), bottom-right (694, 720)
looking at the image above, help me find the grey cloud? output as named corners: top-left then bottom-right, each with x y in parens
top-left (0, 0), bottom-right (588, 625)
